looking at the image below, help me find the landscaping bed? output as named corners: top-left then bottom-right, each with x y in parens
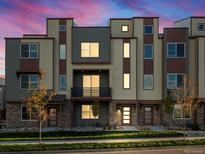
top-left (0, 131), bottom-right (183, 141)
top-left (0, 139), bottom-right (205, 152)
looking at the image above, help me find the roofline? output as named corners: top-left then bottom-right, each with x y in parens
top-left (174, 16), bottom-right (205, 23)
top-left (46, 17), bottom-right (74, 20)
top-left (5, 37), bottom-right (55, 39)
top-left (164, 27), bottom-right (189, 29)
top-left (23, 34), bottom-right (47, 36)
top-left (72, 26), bottom-right (110, 28)
top-left (110, 16), bottom-right (159, 20)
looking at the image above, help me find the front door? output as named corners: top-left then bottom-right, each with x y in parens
top-left (122, 106), bottom-right (131, 125)
top-left (48, 108), bottom-right (58, 127)
top-left (144, 106), bottom-right (153, 125)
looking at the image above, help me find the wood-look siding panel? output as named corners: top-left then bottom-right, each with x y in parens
top-left (144, 60), bottom-right (154, 74)
top-left (166, 59), bottom-right (186, 73)
top-left (20, 59), bottom-right (39, 72)
top-left (59, 60), bottom-right (66, 74)
top-left (123, 58), bottom-right (130, 73)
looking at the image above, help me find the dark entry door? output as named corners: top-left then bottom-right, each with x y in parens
top-left (144, 106), bottom-right (153, 125)
top-left (48, 108), bottom-right (58, 127)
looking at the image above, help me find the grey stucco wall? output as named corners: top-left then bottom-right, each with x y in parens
top-left (72, 27), bottom-right (110, 63)
top-left (73, 102), bottom-right (109, 127)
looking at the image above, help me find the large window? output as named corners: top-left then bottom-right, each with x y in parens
top-left (144, 74), bottom-right (153, 89)
top-left (144, 44), bottom-right (153, 59)
top-left (81, 42), bottom-right (99, 58)
top-left (173, 104), bottom-right (191, 119)
top-left (60, 44), bottom-right (66, 60)
top-left (83, 75), bottom-right (100, 97)
top-left (167, 43), bottom-right (185, 58)
top-left (167, 73), bottom-right (184, 89)
top-left (21, 106), bottom-right (37, 121)
top-left (20, 74), bottom-right (39, 90)
top-left (123, 43), bottom-right (130, 58)
top-left (59, 75), bottom-right (66, 91)
top-left (21, 43), bottom-right (38, 58)
top-left (81, 105), bottom-right (98, 119)
top-left (123, 73), bottom-right (130, 89)
top-left (121, 25), bottom-right (129, 32)
top-left (144, 25), bottom-right (153, 34)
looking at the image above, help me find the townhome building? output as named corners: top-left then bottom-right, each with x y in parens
top-left (5, 16), bottom-right (205, 129)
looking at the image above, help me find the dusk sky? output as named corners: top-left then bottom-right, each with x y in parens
top-left (0, 0), bottom-right (205, 78)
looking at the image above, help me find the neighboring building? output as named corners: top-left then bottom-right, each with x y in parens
top-left (0, 78), bottom-right (5, 120)
top-left (5, 16), bottom-right (205, 129)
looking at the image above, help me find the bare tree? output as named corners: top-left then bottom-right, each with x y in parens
top-left (24, 87), bottom-right (53, 144)
top-left (173, 76), bottom-right (200, 141)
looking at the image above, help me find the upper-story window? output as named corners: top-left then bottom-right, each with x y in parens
top-left (123, 73), bottom-right (130, 89)
top-left (123, 43), bottom-right (130, 58)
top-left (81, 42), bottom-right (99, 58)
top-left (59, 25), bottom-right (67, 31)
top-left (144, 74), bottom-right (153, 90)
top-left (60, 44), bottom-right (66, 60)
top-left (144, 44), bottom-right (153, 59)
top-left (59, 75), bottom-right (67, 91)
top-left (167, 73), bottom-right (184, 89)
top-left (167, 43), bottom-right (185, 58)
top-left (21, 43), bottom-right (38, 59)
top-left (144, 25), bottom-right (153, 34)
top-left (20, 74), bottom-right (39, 90)
top-left (121, 25), bottom-right (129, 32)
top-left (198, 23), bottom-right (205, 31)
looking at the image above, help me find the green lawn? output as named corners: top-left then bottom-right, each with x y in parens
top-left (0, 139), bottom-right (205, 152)
top-left (0, 131), bottom-right (183, 141)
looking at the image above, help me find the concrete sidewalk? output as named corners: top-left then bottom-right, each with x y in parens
top-left (0, 136), bottom-right (205, 145)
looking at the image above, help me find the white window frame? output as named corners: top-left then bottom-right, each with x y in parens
top-left (20, 74), bottom-right (39, 90)
top-left (167, 42), bottom-right (186, 58)
top-left (21, 105), bottom-right (37, 121)
top-left (59, 75), bottom-right (67, 91)
top-left (121, 25), bottom-right (129, 32)
top-left (144, 74), bottom-right (154, 90)
top-left (173, 104), bottom-right (191, 119)
top-left (144, 25), bottom-right (153, 34)
top-left (144, 44), bottom-right (153, 59)
top-left (167, 73), bottom-right (184, 89)
top-left (59, 44), bottom-right (66, 60)
top-left (20, 43), bottom-right (38, 59)
top-left (59, 25), bottom-right (67, 31)
top-left (81, 42), bottom-right (99, 58)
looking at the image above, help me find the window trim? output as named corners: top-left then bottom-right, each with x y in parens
top-left (80, 42), bottom-right (100, 58)
top-left (21, 105), bottom-right (37, 121)
top-left (173, 104), bottom-right (191, 119)
top-left (143, 74), bottom-right (154, 90)
top-left (144, 25), bottom-right (153, 34)
top-left (20, 74), bottom-right (39, 90)
top-left (59, 25), bottom-right (67, 31)
top-left (167, 42), bottom-right (186, 58)
top-left (20, 43), bottom-right (39, 59)
top-left (121, 25), bottom-right (129, 32)
top-left (144, 44), bottom-right (153, 59)
top-left (59, 75), bottom-right (67, 91)
top-left (123, 73), bottom-right (130, 89)
top-left (198, 23), bottom-right (205, 31)
top-left (167, 73), bottom-right (185, 89)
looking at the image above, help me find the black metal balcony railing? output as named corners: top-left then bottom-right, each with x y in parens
top-left (71, 87), bottom-right (111, 97)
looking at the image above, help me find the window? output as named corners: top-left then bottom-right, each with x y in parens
top-left (122, 107), bottom-right (131, 124)
top-left (21, 106), bottom-right (37, 121)
top-left (167, 43), bottom-right (185, 58)
top-left (167, 73), bottom-right (184, 89)
top-left (144, 74), bottom-right (153, 89)
top-left (60, 44), bottom-right (66, 59)
top-left (59, 75), bottom-right (66, 91)
top-left (123, 43), bottom-right (130, 58)
top-left (198, 23), bottom-right (205, 31)
top-left (20, 74), bottom-right (38, 90)
top-left (81, 105), bottom-right (98, 119)
top-left (83, 75), bottom-right (100, 97)
top-left (59, 25), bottom-right (66, 31)
top-left (123, 73), bottom-right (130, 89)
top-left (144, 44), bottom-right (153, 59)
top-left (81, 42), bottom-right (99, 58)
top-left (121, 25), bottom-right (128, 32)
top-left (144, 25), bottom-right (153, 34)
top-left (21, 43), bottom-right (38, 58)
top-left (173, 104), bottom-right (191, 119)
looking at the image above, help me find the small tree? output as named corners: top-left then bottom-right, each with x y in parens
top-left (173, 76), bottom-right (199, 141)
top-left (92, 101), bottom-right (100, 127)
top-left (24, 87), bottom-right (53, 144)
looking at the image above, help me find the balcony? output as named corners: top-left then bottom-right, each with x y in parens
top-left (71, 87), bottom-right (112, 101)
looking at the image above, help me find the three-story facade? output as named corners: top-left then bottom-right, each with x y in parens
top-left (5, 16), bottom-right (205, 129)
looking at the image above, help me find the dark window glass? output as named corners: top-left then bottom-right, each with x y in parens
top-left (177, 44), bottom-right (184, 57)
top-left (144, 25), bottom-right (153, 34)
top-left (22, 106), bottom-right (29, 120)
top-left (144, 44), bottom-right (153, 59)
top-left (59, 25), bottom-right (67, 31)
top-left (177, 74), bottom-right (183, 88)
top-left (198, 23), bottom-right (205, 31)
top-left (30, 44), bottom-right (38, 58)
top-left (21, 75), bottom-right (29, 89)
top-left (21, 44), bottom-right (29, 58)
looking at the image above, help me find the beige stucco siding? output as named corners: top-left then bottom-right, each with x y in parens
top-left (111, 39), bottom-right (137, 100)
top-left (20, 39), bottom-right (54, 89)
top-left (191, 18), bottom-right (205, 36)
top-left (110, 19), bottom-right (133, 37)
top-left (198, 37), bottom-right (205, 98)
top-left (174, 18), bottom-right (191, 34)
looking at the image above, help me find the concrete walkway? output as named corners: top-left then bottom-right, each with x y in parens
top-left (1, 136), bottom-right (205, 145)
